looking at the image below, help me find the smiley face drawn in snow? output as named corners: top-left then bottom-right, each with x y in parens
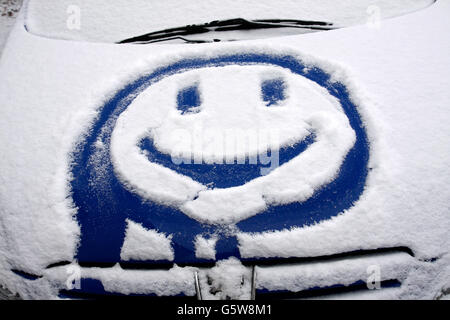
top-left (71, 50), bottom-right (369, 264)
top-left (112, 64), bottom-right (356, 225)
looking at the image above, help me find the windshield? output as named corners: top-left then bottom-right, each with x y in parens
top-left (25, 0), bottom-right (435, 43)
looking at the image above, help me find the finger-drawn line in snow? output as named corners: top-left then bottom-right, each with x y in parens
top-left (71, 49), bottom-right (370, 265)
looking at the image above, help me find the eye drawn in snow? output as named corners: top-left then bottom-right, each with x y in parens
top-left (71, 49), bottom-right (369, 265)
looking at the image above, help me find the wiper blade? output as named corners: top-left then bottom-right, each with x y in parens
top-left (118, 18), bottom-right (333, 44)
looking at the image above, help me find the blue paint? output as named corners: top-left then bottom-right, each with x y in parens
top-left (256, 279), bottom-right (401, 299)
top-left (59, 278), bottom-right (193, 299)
top-left (261, 78), bottom-right (286, 106)
top-left (177, 84), bottom-right (201, 114)
top-left (71, 52), bottom-right (369, 267)
top-left (139, 132), bottom-right (315, 188)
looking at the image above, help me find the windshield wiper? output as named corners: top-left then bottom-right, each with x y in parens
top-left (118, 18), bottom-right (333, 44)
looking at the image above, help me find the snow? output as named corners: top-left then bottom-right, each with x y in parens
top-left (194, 235), bottom-right (218, 260)
top-left (256, 251), bottom-right (413, 293)
top-left (0, 0), bottom-right (449, 299)
top-left (0, 0), bottom-right (22, 54)
top-left (120, 220), bottom-right (174, 262)
top-left (33, 253), bottom-right (450, 299)
top-left (43, 263), bottom-right (197, 297)
top-left (198, 257), bottom-right (252, 300)
top-left (24, 0), bottom-right (434, 43)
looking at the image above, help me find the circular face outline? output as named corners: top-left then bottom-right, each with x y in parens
top-left (71, 51), bottom-right (369, 265)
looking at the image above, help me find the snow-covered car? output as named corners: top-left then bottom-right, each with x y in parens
top-left (0, 0), bottom-right (449, 300)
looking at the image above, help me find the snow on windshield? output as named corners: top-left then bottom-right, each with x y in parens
top-left (25, 0), bottom-right (434, 43)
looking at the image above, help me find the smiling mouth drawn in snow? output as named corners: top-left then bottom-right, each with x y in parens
top-left (71, 49), bottom-right (369, 264)
top-left (111, 64), bottom-right (355, 225)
